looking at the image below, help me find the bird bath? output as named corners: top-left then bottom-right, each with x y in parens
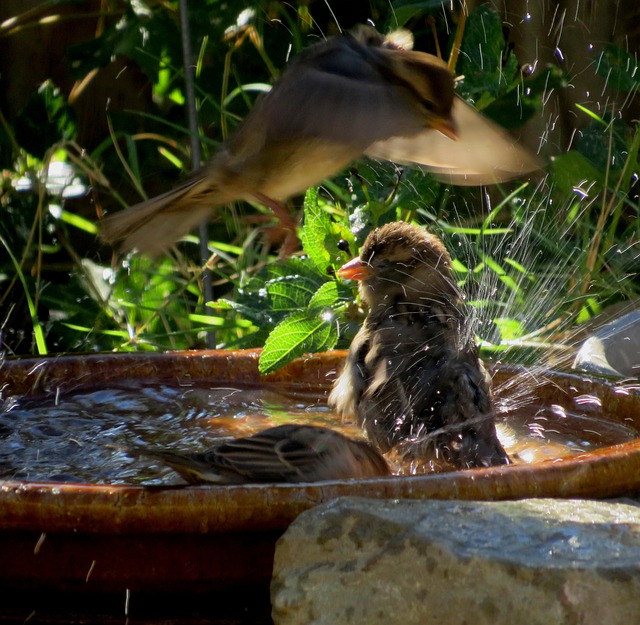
top-left (1, 349), bottom-right (640, 622)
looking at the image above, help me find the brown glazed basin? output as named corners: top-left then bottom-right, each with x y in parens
top-left (1, 349), bottom-right (640, 621)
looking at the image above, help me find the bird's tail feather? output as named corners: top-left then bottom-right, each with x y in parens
top-left (100, 176), bottom-right (233, 256)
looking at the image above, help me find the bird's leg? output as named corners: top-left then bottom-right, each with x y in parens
top-left (253, 192), bottom-right (300, 256)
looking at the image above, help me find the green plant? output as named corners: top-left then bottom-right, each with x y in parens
top-left (1, 0), bottom-right (637, 370)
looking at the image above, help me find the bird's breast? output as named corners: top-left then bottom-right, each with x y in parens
top-left (257, 140), bottom-right (361, 200)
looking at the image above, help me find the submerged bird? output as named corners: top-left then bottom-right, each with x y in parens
top-left (126, 424), bottom-right (390, 484)
top-left (329, 221), bottom-right (510, 469)
top-left (101, 26), bottom-right (540, 255)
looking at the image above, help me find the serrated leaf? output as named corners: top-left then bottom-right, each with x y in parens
top-left (481, 65), bottom-right (567, 129)
top-left (67, 6), bottom-right (180, 82)
top-left (575, 119), bottom-right (628, 172)
top-left (457, 5), bottom-right (518, 101)
top-left (210, 298), bottom-right (273, 326)
top-left (243, 257), bottom-right (325, 292)
top-left (266, 275), bottom-right (322, 311)
top-left (301, 188), bottom-right (333, 272)
top-left (259, 308), bottom-right (339, 374)
top-left (308, 280), bottom-right (339, 309)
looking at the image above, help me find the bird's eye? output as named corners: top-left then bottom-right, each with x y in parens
top-left (422, 100), bottom-right (435, 112)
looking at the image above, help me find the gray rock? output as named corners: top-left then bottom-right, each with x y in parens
top-left (573, 308), bottom-right (640, 378)
top-left (272, 497), bottom-right (640, 625)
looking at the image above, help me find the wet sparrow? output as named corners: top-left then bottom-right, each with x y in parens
top-left (127, 424), bottom-right (390, 484)
top-left (101, 26), bottom-right (540, 255)
top-left (329, 222), bottom-right (509, 469)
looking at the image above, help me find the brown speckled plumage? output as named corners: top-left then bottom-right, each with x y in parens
top-left (330, 222), bottom-right (509, 469)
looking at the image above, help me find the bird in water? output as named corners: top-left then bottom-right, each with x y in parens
top-left (329, 221), bottom-right (510, 469)
top-left (100, 26), bottom-right (540, 255)
top-left (125, 423), bottom-right (390, 484)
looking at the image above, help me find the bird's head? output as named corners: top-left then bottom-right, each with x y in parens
top-left (338, 222), bottom-right (460, 310)
top-left (385, 51), bottom-right (458, 140)
top-left (352, 25), bottom-right (458, 140)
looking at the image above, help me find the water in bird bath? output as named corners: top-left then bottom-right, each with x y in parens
top-left (1, 376), bottom-right (636, 484)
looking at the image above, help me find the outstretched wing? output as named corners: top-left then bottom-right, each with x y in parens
top-left (366, 97), bottom-right (542, 185)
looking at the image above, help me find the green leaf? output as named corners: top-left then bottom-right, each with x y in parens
top-left (386, 0), bottom-right (448, 28)
top-left (301, 188), bottom-right (332, 272)
top-left (244, 257), bottom-right (326, 288)
top-left (457, 5), bottom-right (518, 102)
top-left (503, 258), bottom-right (531, 275)
top-left (552, 151), bottom-right (605, 196)
top-left (574, 118), bottom-right (629, 173)
top-left (308, 280), bottom-right (339, 309)
top-left (266, 275), bottom-right (322, 311)
top-left (67, 6), bottom-right (180, 83)
top-left (482, 65), bottom-right (567, 129)
top-left (259, 307), bottom-right (339, 374)
top-left (211, 298), bottom-right (273, 327)
top-left (452, 258), bottom-right (469, 273)
top-left (493, 317), bottom-right (526, 342)
top-left (0, 232), bottom-right (47, 354)
top-left (13, 81), bottom-right (77, 159)
top-left (59, 209), bottom-right (98, 234)
top-left (497, 274), bottom-right (522, 296)
top-left (480, 254), bottom-right (506, 276)
top-left (595, 43), bottom-right (640, 93)
top-left (576, 297), bottom-right (601, 324)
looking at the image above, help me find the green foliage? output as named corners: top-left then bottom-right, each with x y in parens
top-left (1, 0), bottom-right (638, 373)
top-left (386, 0), bottom-right (449, 28)
top-left (13, 82), bottom-right (77, 160)
top-left (457, 5), bottom-right (519, 103)
top-left (595, 43), bottom-right (640, 94)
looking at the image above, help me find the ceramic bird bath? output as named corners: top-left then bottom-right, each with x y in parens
top-left (1, 349), bottom-right (639, 621)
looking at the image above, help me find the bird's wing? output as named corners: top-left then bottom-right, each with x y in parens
top-left (365, 96), bottom-right (542, 185)
top-left (206, 424), bottom-right (335, 481)
top-left (407, 357), bottom-right (509, 467)
top-left (247, 39), bottom-right (435, 148)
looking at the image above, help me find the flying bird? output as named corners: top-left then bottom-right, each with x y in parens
top-left (125, 423), bottom-right (390, 484)
top-left (101, 26), bottom-right (540, 255)
top-left (329, 221), bottom-right (510, 469)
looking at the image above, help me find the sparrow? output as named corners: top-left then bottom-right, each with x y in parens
top-left (100, 26), bottom-right (540, 255)
top-left (329, 221), bottom-right (510, 469)
top-left (125, 423), bottom-right (390, 484)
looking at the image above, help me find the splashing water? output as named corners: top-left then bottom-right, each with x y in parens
top-left (0, 370), bottom-right (636, 484)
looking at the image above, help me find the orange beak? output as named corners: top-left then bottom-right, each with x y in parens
top-left (337, 257), bottom-right (370, 281)
top-left (431, 116), bottom-right (459, 141)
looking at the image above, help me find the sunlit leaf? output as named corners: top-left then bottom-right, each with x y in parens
top-left (301, 188), bottom-right (333, 272)
top-left (552, 151), bottom-right (604, 196)
top-left (59, 210), bottom-right (98, 234)
top-left (492, 317), bottom-right (526, 341)
top-left (259, 308), bottom-right (339, 374)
